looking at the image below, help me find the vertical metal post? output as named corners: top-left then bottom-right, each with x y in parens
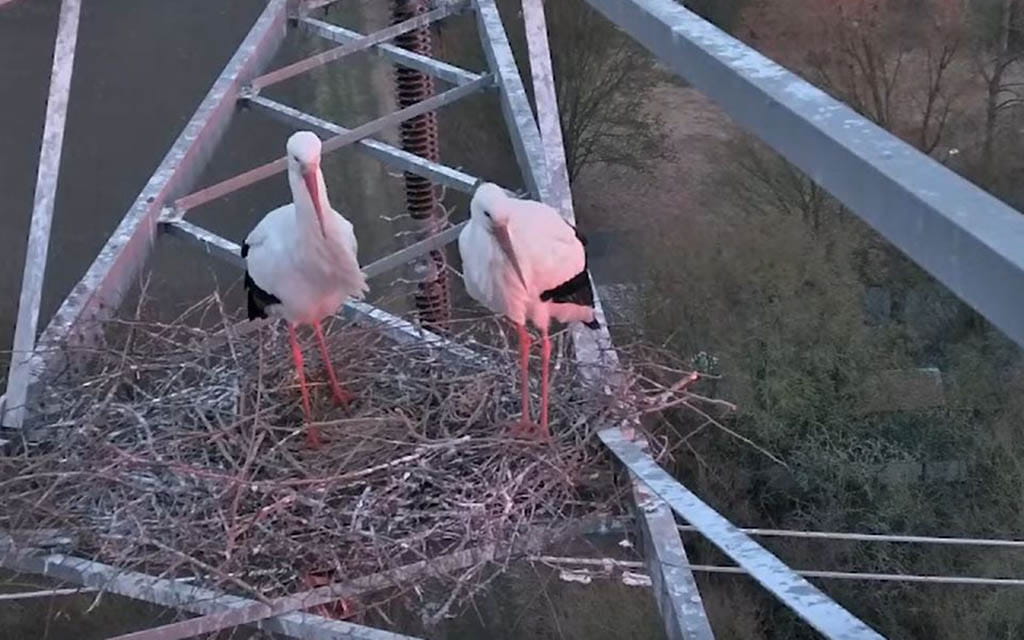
top-left (474, 0), bottom-right (550, 201)
top-left (3, 0), bottom-right (81, 429)
top-left (520, 2), bottom-right (713, 637)
top-left (21, 0), bottom-right (289, 422)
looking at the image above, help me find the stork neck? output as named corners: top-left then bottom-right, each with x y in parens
top-left (288, 167), bottom-right (332, 239)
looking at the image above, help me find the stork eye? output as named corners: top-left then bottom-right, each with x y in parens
top-left (483, 211), bottom-right (492, 218)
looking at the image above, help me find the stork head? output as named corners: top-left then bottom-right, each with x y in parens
top-left (286, 131), bottom-right (327, 238)
top-left (470, 182), bottom-right (527, 288)
top-left (469, 182), bottom-right (513, 227)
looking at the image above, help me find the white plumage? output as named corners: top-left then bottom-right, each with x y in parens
top-left (458, 182), bottom-right (598, 439)
top-left (242, 131), bottom-right (368, 447)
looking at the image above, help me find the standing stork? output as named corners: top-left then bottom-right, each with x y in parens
top-left (242, 131), bottom-right (369, 448)
top-left (458, 182), bottom-right (599, 439)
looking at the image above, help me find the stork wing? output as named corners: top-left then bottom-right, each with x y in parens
top-left (507, 200), bottom-right (587, 294)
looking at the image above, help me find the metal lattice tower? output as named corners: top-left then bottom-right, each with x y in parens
top-left (8, 0), bottom-right (1024, 638)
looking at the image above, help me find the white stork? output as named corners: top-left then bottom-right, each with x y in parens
top-left (458, 182), bottom-right (599, 439)
top-left (242, 131), bottom-right (368, 448)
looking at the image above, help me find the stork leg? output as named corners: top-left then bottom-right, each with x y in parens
top-left (313, 320), bottom-right (353, 406)
top-left (507, 322), bottom-right (542, 438)
top-left (517, 322), bottom-right (532, 424)
top-left (539, 326), bottom-right (552, 441)
top-left (288, 325), bottom-right (321, 449)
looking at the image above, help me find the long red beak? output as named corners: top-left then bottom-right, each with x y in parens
top-left (302, 168), bottom-right (327, 239)
top-left (493, 224), bottom-right (527, 289)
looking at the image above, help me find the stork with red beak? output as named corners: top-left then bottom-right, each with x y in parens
top-left (458, 182), bottom-right (599, 440)
top-left (242, 131), bottom-right (368, 448)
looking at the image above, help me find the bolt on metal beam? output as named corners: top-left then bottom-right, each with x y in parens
top-left (3, 0), bottom-right (81, 429)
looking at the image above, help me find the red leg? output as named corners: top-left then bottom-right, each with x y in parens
top-left (540, 326), bottom-right (552, 440)
top-left (313, 320), bottom-right (353, 406)
top-left (516, 323), bottom-right (532, 423)
top-left (288, 325), bottom-right (320, 449)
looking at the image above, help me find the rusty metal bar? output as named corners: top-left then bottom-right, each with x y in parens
top-left (300, 17), bottom-right (482, 86)
top-left (172, 74), bottom-right (492, 216)
top-left (244, 95), bottom-right (481, 194)
top-left (250, 1), bottom-right (468, 92)
top-left (24, 0), bottom-right (290, 421)
top-left (2, 0), bottom-right (80, 429)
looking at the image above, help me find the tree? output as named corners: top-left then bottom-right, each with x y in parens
top-left (740, 0), bottom-right (966, 154)
top-left (432, 0), bottom-right (670, 187)
top-left (971, 0), bottom-right (1024, 177)
top-left (542, 0), bottom-right (671, 182)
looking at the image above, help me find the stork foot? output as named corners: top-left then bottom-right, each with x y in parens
top-left (305, 424), bottom-right (323, 450)
top-left (506, 419), bottom-right (549, 441)
top-left (329, 383), bottom-right (354, 408)
top-left (302, 571), bottom-right (357, 619)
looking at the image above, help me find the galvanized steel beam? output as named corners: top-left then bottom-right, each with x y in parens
top-left (584, 0), bottom-right (1024, 351)
top-left (250, 1), bottom-right (469, 92)
top-left (598, 428), bottom-right (883, 639)
top-left (3, 0), bottom-right (80, 429)
top-left (161, 218), bottom-right (468, 282)
top-left (106, 543), bottom-right (508, 640)
top-left (631, 478), bottom-right (716, 640)
top-left (25, 0), bottom-right (290, 420)
top-left (520, 2), bottom-right (712, 636)
top-left (473, 0), bottom-right (549, 200)
top-left (172, 74), bottom-right (493, 216)
top-left (0, 544), bottom-right (421, 640)
top-left (160, 221), bottom-right (489, 367)
top-left (300, 17), bottom-right (482, 86)
top-left (244, 95), bottom-right (481, 193)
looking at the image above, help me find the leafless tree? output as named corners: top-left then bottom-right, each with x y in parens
top-left (542, 0), bottom-right (671, 182)
top-left (974, 0), bottom-right (1024, 175)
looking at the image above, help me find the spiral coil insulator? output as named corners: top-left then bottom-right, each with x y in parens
top-left (393, 0), bottom-right (451, 331)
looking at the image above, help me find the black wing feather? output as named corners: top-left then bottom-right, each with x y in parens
top-left (241, 242), bottom-right (281, 321)
top-left (539, 226), bottom-right (600, 330)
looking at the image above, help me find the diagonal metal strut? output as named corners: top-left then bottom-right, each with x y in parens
top-left (250, 1), bottom-right (468, 91)
top-left (300, 17), bottom-right (483, 86)
top-left (244, 95), bottom-right (482, 193)
top-left (171, 74), bottom-right (492, 217)
top-left (599, 428), bottom-right (884, 639)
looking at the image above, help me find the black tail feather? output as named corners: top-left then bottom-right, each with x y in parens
top-left (540, 224), bottom-right (599, 328)
top-left (244, 271), bottom-right (280, 321)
